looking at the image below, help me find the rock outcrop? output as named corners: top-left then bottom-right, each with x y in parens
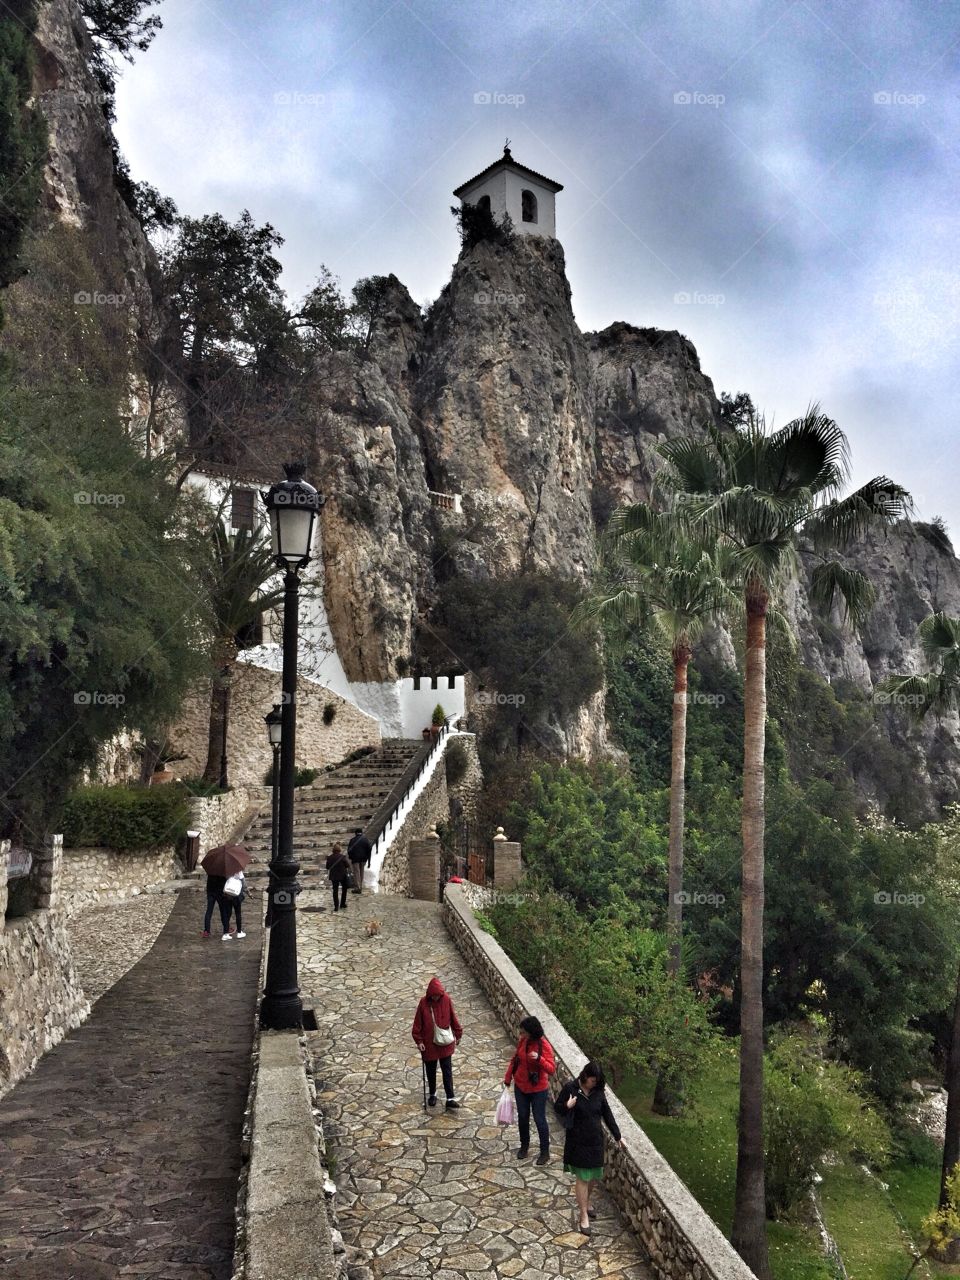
top-left (18, 0), bottom-right (960, 805)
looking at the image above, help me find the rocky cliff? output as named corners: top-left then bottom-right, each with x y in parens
top-left (20, 0), bottom-right (960, 810)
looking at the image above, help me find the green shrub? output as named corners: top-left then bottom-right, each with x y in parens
top-left (445, 739), bottom-right (469, 787)
top-left (432, 702), bottom-right (446, 727)
top-left (180, 776), bottom-right (230, 798)
top-left (763, 1029), bottom-right (891, 1219)
top-left (62, 784), bottom-right (190, 852)
top-left (261, 765), bottom-right (320, 787)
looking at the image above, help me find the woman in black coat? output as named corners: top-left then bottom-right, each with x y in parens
top-left (554, 1061), bottom-right (624, 1236)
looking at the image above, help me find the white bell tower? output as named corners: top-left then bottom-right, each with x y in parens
top-left (453, 142), bottom-right (563, 239)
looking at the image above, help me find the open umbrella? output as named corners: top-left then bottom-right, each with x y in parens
top-left (200, 844), bottom-right (251, 877)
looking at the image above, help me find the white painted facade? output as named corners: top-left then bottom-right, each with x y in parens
top-left (185, 466), bottom-right (465, 741)
top-left (454, 149), bottom-right (562, 238)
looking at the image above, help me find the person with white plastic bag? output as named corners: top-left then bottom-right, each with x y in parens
top-left (411, 977), bottom-right (463, 1110)
top-left (504, 1014), bottom-right (556, 1164)
top-left (221, 870), bottom-right (246, 940)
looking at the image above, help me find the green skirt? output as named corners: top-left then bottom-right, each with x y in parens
top-left (564, 1163), bottom-right (603, 1181)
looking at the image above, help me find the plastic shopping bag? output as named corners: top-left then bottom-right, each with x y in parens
top-left (495, 1085), bottom-right (516, 1126)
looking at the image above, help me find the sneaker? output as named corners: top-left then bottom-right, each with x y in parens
top-left (445, 1098), bottom-right (461, 1110)
top-left (222, 934), bottom-right (232, 941)
top-left (428, 1095), bottom-right (437, 1107)
top-left (516, 1146), bottom-right (530, 1160)
top-left (236, 931), bottom-right (246, 939)
top-left (201, 931), bottom-right (210, 938)
top-left (536, 1152), bottom-right (550, 1166)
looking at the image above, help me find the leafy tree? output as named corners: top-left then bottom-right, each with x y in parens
top-left (292, 266), bottom-right (351, 352)
top-left (580, 508), bottom-right (736, 1111)
top-left (450, 201), bottom-right (516, 250)
top-left (0, 0), bottom-right (47, 328)
top-left (432, 571), bottom-right (603, 755)
top-left (183, 513), bottom-right (285, 787)
top-left (763, 1028), bottom-right (890, 1218)
top-left (350, 274), bottom-right (395, 351)
top-left (80, 0), bottom-right (163, 107)
top-left (658, 406), bottom-right (911, 1278)
top-left (0, 381), bottom-right (201, 841)
top-left (886, 613), bottom-right (960, 1220)
top-left (486, 888), bottom-right (716, 1091)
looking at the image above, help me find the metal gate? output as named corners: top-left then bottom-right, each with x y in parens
top-left (439, 819), bottom-right (492, 896)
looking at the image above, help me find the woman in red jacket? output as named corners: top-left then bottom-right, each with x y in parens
top-left (504, 1014), bottom-right (556, 1164)
top-left (412, 977), bottom-right (463, 1109)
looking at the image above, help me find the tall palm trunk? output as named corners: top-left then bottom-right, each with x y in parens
top-left (653, 642), bottom-right (691, 1117)
top-left (202, 641), bottom-right (236, 786)
top-left (731, 583), bottom-right (772, 1280)
top-left (936, 964), bottom-right (960, 1260)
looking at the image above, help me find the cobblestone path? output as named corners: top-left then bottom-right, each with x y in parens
top-left (69, 892), bottom-right (179, 1005)
top-left (299, 893), bottom-right (653, 1280)
top-left (0, 888), bottom-right (261, 1279)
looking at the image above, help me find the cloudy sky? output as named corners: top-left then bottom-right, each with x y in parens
top-left (115, 0), bottom-right (959, 528)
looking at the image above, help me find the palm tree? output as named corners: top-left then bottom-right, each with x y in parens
top-left (886, 613), bottom-right (960, 1246)
top-left (658, 406), bottom-right (911, 1279)
top-left (583, 506), bottom-right (735, 1112)
top-left (193, 518), bottom-right (285, 787)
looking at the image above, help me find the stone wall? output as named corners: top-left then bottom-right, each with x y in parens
top-left (169, 664), bottom-right (381, 788)
top-left (59, 847), bottom-right (181, 916)
top-left (445, 731), bottom-right (483, 822)
top-left (441, 885), bottom-right (758, 1280)
top-left (188, 786), bottom-right (257, 860)
top-left (0, 840), bottom-right (90, 1100)
top-left (377, 762), bottom-right (450, 898)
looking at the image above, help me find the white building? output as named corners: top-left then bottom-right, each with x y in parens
top-left (453, 144), bottom-right (563, 238)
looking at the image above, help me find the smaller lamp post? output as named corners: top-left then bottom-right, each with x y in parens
top-left (264, 703), bottom-right (282, 866)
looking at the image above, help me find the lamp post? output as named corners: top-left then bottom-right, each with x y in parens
top-left (259, 461), bottom-right (323, 1030)
top-left (264, 703), bottom-right (282, 865)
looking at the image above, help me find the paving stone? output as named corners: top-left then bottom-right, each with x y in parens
top-left (0, 890), bottom-right (260, 1279)
top-left (298, 892), bottom-right (653, 1279)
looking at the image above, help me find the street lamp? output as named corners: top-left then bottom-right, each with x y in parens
top-left (259, 461), bottom-right (323, 1030)
top-left (264, 703), bottom-right (282, 866)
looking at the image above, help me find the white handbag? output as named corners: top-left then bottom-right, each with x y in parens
top-left (222, 873), bottom-right (243, 898)
top-left (432, 1009), bottom-right (456, 1046)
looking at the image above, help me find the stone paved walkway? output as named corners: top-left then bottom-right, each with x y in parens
top-left (0, 888), bottom-right (261, 1279)
top-left (299, 893), bottom-right (653, 1280)
top-left (69, 893), bottom-right (179, 1005)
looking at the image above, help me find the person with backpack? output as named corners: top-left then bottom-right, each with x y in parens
top-left (326, 843), bottom-right (352, 912)
top-left (201, 871), bottom-right (230, 939)
top-left (554, 1061), bottom-right (626, 1236)
top-left (412, 977), bottom-right (463, 1109)
top-left (504, 1014), bottom-right (556, 1165)
top-left (347, 827), bottom-right (372, 894)
top-left (221, 870), bottom-right (246, 940)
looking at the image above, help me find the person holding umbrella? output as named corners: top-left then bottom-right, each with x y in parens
top-left (200, 844), bottom-right (252, 939)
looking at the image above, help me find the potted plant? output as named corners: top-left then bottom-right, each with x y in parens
top-left (430, 703), bottom-right (446, 737)
top-left (147, 741), bottom-right (188, 786)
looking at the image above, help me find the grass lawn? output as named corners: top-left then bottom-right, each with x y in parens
top-left (619, 1048), bottom-right (835, 1280)
top-left (618, 1046), bottom-right (958, 1280)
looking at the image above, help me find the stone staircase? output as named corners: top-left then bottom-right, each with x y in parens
top-left (242, 739), bottom-right (424, 885)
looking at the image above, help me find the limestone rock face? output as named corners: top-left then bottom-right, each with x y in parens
top-left (21, 0), bottom-right (960, 797)
top-left (413, 236), bottom-right (597, 581)
top-left (588, 322), bottom-right (719, 516)
top-left (32, 0), bottom-right (154, 316)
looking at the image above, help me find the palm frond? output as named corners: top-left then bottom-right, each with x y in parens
top-left (804, 478), bottom-right (913, 552)
top-left (808, 561), bottom-right (876, 632)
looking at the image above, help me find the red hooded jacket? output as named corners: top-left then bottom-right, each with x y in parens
top-left (412, 978), bottom-right (463, 1062)
top-left (504, 1034), bottom-right (556, 1093)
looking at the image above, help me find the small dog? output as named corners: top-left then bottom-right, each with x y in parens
top-left (364, 918), bottom-right (382, 937)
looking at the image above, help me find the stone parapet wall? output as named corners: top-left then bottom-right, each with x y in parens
top-left (60, 847), bottom-right (181, 916)
top-left (445, 731), bottom-right (482, 821)
top-left (0, 839), bottom-right (90, 1100)
top-left (377, 762), bottom-right (449, 898)
top-left (441, 885), bottom-right (758, 1280)
top-left (188, 786), bottom-right (257, 860)
top-left (170, 664), bottom-right (381, 788)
